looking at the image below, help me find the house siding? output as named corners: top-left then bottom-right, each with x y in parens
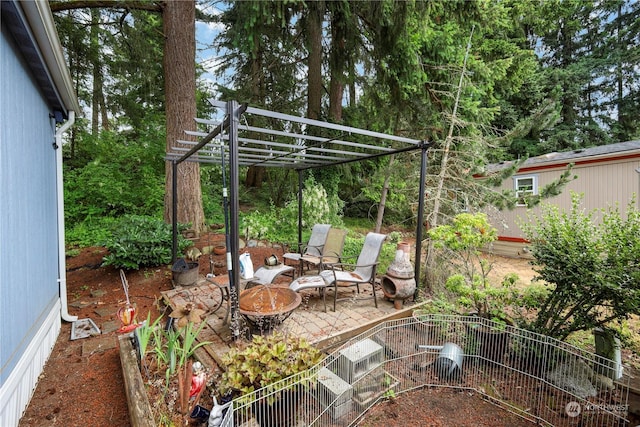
top-left (485, 145), bottom-right (640, 257)
top-left (0, 22), bottom-right (62, 425)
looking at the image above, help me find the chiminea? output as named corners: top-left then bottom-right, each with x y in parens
top-left (381, 242), bottom-right (416, 309)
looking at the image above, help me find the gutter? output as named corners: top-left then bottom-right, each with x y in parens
top-left (55, 111), bottom-right (77, 322)
top-left (20, 0), bottom-right (82, 114)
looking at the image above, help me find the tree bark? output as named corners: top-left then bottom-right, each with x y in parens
top-left (245, 30), bottom-right (265, 187)
top-left (375, 154), bottom-right (395, 233)
top-left (163, 0), bottom-right (205, 234)
top-left (306, 0), bottom-right (324, 120)
top-left (328, 7), bottom-right (346, 122)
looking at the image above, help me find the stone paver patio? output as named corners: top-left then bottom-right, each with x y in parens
top-left (161, 275), bottom-right (419, 369)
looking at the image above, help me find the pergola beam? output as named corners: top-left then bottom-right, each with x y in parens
top-left (171, 100), bottom-right (431, 340)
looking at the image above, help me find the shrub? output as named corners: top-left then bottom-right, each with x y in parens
top-left (281, 177), bottom-right (344, 232)
top-left (428, 213), bottom-right (515, 322)
top-left (521, 193), bottom-right (640, 340)
top-left (102, 215), bottom-right (191, 269)
top-left (218, 333), bottom-right (323, 398)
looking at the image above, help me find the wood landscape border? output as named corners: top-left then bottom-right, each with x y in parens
top-left (118, 334), bottom-right (155, 427)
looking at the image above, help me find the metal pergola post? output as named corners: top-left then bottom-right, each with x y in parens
top-left (414, 141), bottom-right (431, 299)
top-left (170, 110), bottom-right (237, 263)
top-left (227, 100), bottom-right (242, 339)
top-left (297, 170), bottom-right (303, 252)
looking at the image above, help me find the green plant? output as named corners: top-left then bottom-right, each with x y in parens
top-left (135, 312), bottom-right (164, 378)
top-left (218, 333), bottom-right (323, 398)
top-left (175, 321), bottom-right (211, 416)
top-left (383, 373), bottom-right (397, 399)
top-left (386, 231), bottom-right (402, 244)
top-left (102, 215), bottom-right (191, 269)
top-left (66, 216), bottom-right (117, 248)
top-left (66, 248), bottom-right (81, 257)
top-left (520, 193), bottom-right (640, 340)
top-left (141, 315), bottom-right (211, 418)
top-left (428, 213), bottom-right (519, 324)
top-left (281, 177), bottom-right (344, 230)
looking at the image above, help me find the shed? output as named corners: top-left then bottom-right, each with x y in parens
top-left (482, 140), bottom-right (640, 258)
top-left (0, 1), bottom-right (79, 425)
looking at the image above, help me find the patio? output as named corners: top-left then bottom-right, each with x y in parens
top-left (161, 273), bottom-right (419, 370)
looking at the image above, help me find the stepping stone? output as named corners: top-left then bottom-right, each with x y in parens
top-left (91, 289), bottom-right (107, 298)
top-left (94, 307), bottom-right (113, 317)
top-left (82, 335), bottom-right (117, 356)
top-left (101, 320), bottom-right (119, 334)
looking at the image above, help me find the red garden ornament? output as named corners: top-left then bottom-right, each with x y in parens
top-left (117, 303), bottom-right (137, 326)
top-left (117, 270), bottom-right (137, 326)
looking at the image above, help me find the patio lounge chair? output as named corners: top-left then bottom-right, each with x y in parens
top-left (301, 228), bottom-right (347, 272)
top-left (288, 228), bottom-right (347, 312)
top-left (282, 224), bottom-right (331, 275)
top-left (319, 232), bottom-right (387, 311)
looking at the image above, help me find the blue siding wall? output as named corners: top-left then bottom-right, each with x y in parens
top-left (1, 27), bottom-right (61, 384)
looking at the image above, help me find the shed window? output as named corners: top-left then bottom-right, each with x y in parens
top-left (514, 175), bottom-right (537, 206)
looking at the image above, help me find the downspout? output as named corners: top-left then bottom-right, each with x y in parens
top-left (55, 110), bottom-right (77, 322)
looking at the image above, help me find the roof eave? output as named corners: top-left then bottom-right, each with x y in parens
top-left (16, 0), bottom-right (81, 117)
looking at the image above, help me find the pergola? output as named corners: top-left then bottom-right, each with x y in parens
top-left (167, 100), bottom-right (432, 338)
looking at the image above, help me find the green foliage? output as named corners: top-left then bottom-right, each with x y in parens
top-left (218, 333), bottom-right (323, 397)
top-left (66, 216), bottom-right (117, 248)
top-left (429, 213), bottom-right (517, 323)
top-left (239, 178), bottom-right (344, 245)
top-left (281, 178), bottom-right (344, 231)
top-left (64, 128), bottom-right (165, 225)
top-left (201, 166), bottom-right (226, 224)
top-left (240, 208), bottom-right (275, 242)
top-left (520, 193), bottom-right (640, 341)
top-left (102, 215), bottom-right (191, 269)
top-left (136, 312), bottom-right (164, 363)
top-left (176, 321), bottom-right (211, 369)
top-left (140, 315), bottom-right (210, 397)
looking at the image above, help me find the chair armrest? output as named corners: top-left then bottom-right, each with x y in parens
top-left (318, 251), bottom-right (342, 269)
top-left (329, 261), bottom-right (379, 271)
top-left (302, 243), bottom-right (323, 253)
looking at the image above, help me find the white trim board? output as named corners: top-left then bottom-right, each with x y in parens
top-left (0, 301), bottom-right (61, 427)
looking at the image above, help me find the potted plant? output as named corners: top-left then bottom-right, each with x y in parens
top-left (217, 332), bottom-right (324, 427)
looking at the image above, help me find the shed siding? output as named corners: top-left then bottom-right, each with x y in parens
top-left (0, 25), bottom-right (61, 387)
top-left (488, 155), bottom-right (640, 247)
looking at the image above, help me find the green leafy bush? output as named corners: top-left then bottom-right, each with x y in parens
top-left (428, 213), bottom-right (520, 323)
top-left (280, 177), bottom-right (344, 232)
top-left (218, 333), bottom-right (323, 398)
top-left (64, 129), bottom-right (165, 225)
top-left (102, 215), bottom-right (191, 269)
top-left (66, 216), bottom-right (117, 248)
top-left (239, 178), bottom-right (344, 246)
top-left (520, 193), bottom-right (640, 340)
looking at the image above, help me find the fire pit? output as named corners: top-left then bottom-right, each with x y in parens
top-left (239, 285), bottom-right (301, 335)
top-left (382, 242), bottom-right (416, 309)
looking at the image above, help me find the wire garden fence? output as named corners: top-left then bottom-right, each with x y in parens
top-left (219, 314), bottom-right (631, 427)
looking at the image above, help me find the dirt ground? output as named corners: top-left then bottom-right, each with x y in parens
top-left (358, 387), bottom-right (538, 426)
top-left (17, 233), bottom-right (629, 427)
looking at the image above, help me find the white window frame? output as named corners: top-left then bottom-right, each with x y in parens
top-left (514, 175), bottom-right (538, 206)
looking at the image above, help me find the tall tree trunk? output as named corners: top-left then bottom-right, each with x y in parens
top-left (328, 7), bottom-right (345, 122)
top-left (424, 30), bottom-right (473, 291)
top-left (163, 0), bottom-right (205, 234)
top-left (90, 9), bottom-right (100, 134)
top-left (307, 0), bottom-right (324, 120)
top-left (375, 154), bottom-right (395, 233)
top-left (245, 31), bottom-right (265, 187)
